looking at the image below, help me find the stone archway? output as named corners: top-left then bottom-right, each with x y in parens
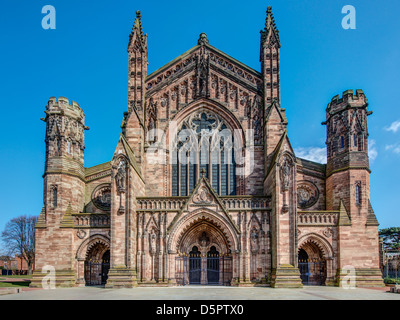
top-left (75, 234), bottom-right (110, 286)
top-left (168, 208), bottom-right (239, 254)
top-left (177, 219), bottom-right (231, 256)
top-left (171, 212), bottom-right (236, 286)
top-left (298, 234), bottom-right (334, 286)
top-left (84, 241), bottom-right (110, 286)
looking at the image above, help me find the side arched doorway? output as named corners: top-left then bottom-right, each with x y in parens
top-left (84, 243), bottom-right (110, 286)
top-left (298, 242), bottom-right (327, 286)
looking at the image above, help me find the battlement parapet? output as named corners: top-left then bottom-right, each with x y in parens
top-left (45, 97), bottom-right (86, 124)
top-left (327, 89), bottom-right (368, 114)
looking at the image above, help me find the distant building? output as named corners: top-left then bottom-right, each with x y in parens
top-left (0, 255), bottom-right (30, 274)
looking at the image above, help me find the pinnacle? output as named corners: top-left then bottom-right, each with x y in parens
top-left (261, 6), bottom-right (280, 47)
top-left (265, 6), bottom-right (278, 33)
top-left (198, 32), bottom-right (209, 46)
top-left (128, 10), bottom-right (145, 50)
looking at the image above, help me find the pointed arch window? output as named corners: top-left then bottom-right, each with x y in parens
top-left (67, 140), bottom-right (72, 154)
top-left (51, 185), bottom-right (58, 208)
top-left (340, 136), bottom-right (345, 149)
top-left (355, 183), bottom-right (362, 206)
top-left (55, 138), bottom-right (60, 154)
top-left (171, 111), bottom-right (236, 196)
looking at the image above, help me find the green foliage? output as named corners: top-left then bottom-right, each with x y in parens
top-left (379, 227), bottom-right (400, 250)
top-left (384, 277), bottom-right (399, 285)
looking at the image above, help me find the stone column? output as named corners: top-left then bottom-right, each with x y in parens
top-left (270, 154), bottom-right (302, 288)
top-left (105, 158), bottom-right (137, 288)
top-left (76, 258), bottom-right (85, 287)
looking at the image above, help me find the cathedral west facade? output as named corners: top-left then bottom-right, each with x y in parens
top-left (31, 7), bottom-right (384, 288)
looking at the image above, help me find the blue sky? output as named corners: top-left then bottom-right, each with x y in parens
top-left (0, 0), bottom-right (399, 237)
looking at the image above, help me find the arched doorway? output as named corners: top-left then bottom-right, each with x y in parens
top-left (101, 250), bottom-right (110, 285)
top-left (207, 246), bottom-right (220, 284)
top-left (189, 246), bottom-right (201, 284)
top-left (173, 217), bottom-right (233, 286)
top-left (84, 242), bottom-right (110, 286)
top-left (298, 242), bottom-right (327, 286)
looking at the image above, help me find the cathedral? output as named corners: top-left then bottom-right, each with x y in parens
top-left (31, 7), bottom-right (384, 288)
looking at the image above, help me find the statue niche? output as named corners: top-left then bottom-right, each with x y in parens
top-left (115, 158), bottom-right (128, 214)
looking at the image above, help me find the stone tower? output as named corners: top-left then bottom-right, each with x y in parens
top-left (261, 7), bottom-right (288, 169)
top-left (31, 97), bottom-right (88, 287)
top-left (261, 8), bottom-right (301, 288)
top-left (123, 10), bottom-right (148, 168)
top-left (323, 89), bottom-right (382, 287)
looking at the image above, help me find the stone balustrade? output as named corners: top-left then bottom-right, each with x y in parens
top-left (297, 211), bottom-right (338, 226)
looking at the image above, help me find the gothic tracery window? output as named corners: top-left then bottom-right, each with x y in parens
top-left (171, 111), bottom-right (236, 196)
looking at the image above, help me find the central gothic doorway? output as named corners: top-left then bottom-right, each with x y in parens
top-left (207, 246), bottom-right (220, 284)
top-left (176, 246), bottom-right (232, 286)
top-left (187, 246), bottom-right (222, 285)
top-left (189, 246), bottom-right (201, 284)
top-left (174, 218), bottom-right (234, 286)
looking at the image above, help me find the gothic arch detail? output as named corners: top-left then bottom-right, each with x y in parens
top-left (167, 208), bottom-right (240, 253)
top-left (298, 233), bottom-right (334, 259)
top-left (76, 234), bottom-right (110, 260)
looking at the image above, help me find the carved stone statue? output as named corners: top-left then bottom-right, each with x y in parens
top-left (149, 229), bottom-right (157, 254)
top-left (199, 232), bottom-right (210, 248)
top-left (115, 159), bottom-right (127, 192)
top-left (250, 228), bottom-right (259, 253)
top-left (280, 157), bottom-right (291, 191)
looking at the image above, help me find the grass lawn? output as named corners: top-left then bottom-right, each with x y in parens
top-left (0, 275), bottom-right (32, 288)
top-left (0, 275), bottom-right (32, 280)
top-left (0, 281), bottom-right (30, 288)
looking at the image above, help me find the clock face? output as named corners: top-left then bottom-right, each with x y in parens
top-left (91, 184), bottom-right (111, 211)
top-left (297, 181), bottom-right (319, 209)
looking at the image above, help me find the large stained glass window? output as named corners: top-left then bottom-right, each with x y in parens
top-left (171, 111), bottom-right (236, 196)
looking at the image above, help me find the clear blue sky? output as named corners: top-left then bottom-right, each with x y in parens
top-left (0, 0), bottom-right (399, 237)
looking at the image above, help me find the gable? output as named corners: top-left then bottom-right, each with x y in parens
top-left (145, 42), bottom-right (262, 98)
top-left (167, 175), bottom-right (240, 234)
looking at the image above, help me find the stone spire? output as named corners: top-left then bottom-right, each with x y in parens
top-left (128, 10), bottom-right (146, 50)
top-left (261, 6), bottom-right (281, 48)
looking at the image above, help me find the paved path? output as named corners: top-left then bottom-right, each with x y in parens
top-left (0, 286), bottom-right (399, 300)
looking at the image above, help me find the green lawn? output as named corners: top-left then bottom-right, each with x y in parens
top-left (0, 275), bottom-right (32, 280)
top-left (0, 281), bottom-right (30, 288)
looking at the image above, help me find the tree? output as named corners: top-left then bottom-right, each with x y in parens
top-left (379, 227), bottom-right (400, 251)
top-left (1, 216), bottom-right (37, 275)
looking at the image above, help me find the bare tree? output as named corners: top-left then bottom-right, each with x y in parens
top-left (1, 216), bottom-right (36, 275)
